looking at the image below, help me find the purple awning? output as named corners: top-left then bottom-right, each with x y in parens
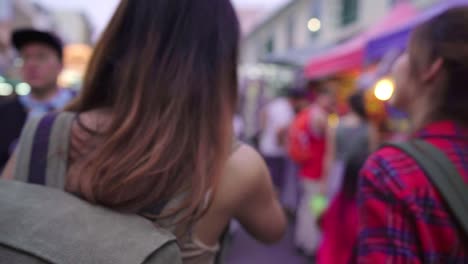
top-left (365, 0), bottom-right (468, 63)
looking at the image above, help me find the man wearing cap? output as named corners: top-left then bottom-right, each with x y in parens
top-left (0, 29), bottom-right (76, 171)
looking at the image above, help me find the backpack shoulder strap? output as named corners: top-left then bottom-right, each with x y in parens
top-left (14, 113), bottom-right (58, 184)
top-left (383, 140), bottom-right (468, 235)
top-left (14, 115), bottom-right (42, 183)
top-left (14, 112), bottom-right (75, 189)
top-left (45, 112), bottom-right (75, 189)
top-left (28, 113), bottom-right (59, 185)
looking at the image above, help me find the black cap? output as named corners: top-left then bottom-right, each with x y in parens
top-left (12, 29), bottom-right (63, 61)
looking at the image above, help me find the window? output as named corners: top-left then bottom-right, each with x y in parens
top-left (265, 37), bottom-right (275, 54)
top-left (286, 15), bottom-right (295, 49)
top-left (341, 0), bottom-right (358, 26)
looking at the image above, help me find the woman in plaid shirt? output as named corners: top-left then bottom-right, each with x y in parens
top-left (358, 7), bottom-right (468, 264)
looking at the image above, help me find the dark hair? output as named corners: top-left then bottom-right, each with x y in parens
top-left (315, 85), bottom-right (334, 95)
top-left (348, 91), bottom-right (367, 119)
top-left (409, 7), bottom-right (468, 124)
top-left (66, 0), bottom-right (240, 222)
top-left (12, 29), bottom-right (64, 61)
top-left (341, 147), bottom-right (369, 200)
top-left (284, 87), bottom-right (307, 99)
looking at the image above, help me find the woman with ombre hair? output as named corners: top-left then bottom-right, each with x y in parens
top-left (2, 0), bottom-right (286, 263)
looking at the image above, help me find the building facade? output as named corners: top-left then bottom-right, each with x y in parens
top-left (241, 0), bottom-right (439, 65)
top-left (52, 11), bottom-right (93, 45)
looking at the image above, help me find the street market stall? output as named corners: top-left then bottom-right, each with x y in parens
top-left (303, 2), bottom-right (418, 114)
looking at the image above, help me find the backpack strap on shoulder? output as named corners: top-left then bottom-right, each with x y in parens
top-left (14, 115), bottom-right (43, 183)
top-left (28, 113), bottom-right (59, 185)
top-left (14, 112), bottom-right (75, 189)
top-left (46, 112), bottom-right (75, 189)
top-left (14, 113), bottom-right (57, 184)
top-left (382, 140), bottom-right (468, 235)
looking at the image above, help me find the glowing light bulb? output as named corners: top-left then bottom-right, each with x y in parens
top-left (374, 79), bottom-right (395, 101)
top-left (307, 18), bottom-right (321, 32)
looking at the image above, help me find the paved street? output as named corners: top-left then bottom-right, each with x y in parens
top-left (224, 223), bottom-right (311, 264)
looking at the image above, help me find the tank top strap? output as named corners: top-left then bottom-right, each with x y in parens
top-left (14, 112), bottom-right (75, 188)
top-left (153, 191), bottom-right (190, 234)
top-left (45, 112), bottom-right (76, 189)
top-left (231, 139), bottom-right (242, 153)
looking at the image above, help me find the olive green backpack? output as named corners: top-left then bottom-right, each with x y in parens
top-left (0, 112), bottom-right (182, 264)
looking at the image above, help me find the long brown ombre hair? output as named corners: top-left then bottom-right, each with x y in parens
top-left (65, 0), bottom-right (240, 222)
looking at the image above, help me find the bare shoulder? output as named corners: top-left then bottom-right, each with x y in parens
top-left (217, 144), bottom-right (286, 243)
top-left (227, 144), bottom-right (267, 178)
top-left (216, 144), bottom-right (270, 209)
top-left (198, 144), bottom-right (285, 244)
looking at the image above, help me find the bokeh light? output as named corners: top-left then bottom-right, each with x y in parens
top-left (307, 18), bottom-right (321, 32)
top-left (16, 82), bottom-right (32, 96)
top-left (374, 78), bottom-right (394, 101)
top-left (0, 83), bottom-right (14, 96)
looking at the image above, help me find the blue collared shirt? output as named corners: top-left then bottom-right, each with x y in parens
top-left (19, 89), bottom-right (76, 117)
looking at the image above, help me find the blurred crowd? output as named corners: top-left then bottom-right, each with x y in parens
top-left (254, 82), bottom-right (370, 262)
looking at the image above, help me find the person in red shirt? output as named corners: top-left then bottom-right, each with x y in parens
top-left (358, 7), bottom-right (468, 263)
top-left (289, 86), bottom-right (337, 256)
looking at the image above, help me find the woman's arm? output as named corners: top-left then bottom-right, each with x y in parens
top-left (231, 145), bottom-right (287, 243)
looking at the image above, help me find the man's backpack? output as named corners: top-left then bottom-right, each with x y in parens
top-left (0, 112), bottom-right (182, 264)
top-left (384, 140), bottom-right (468, 236)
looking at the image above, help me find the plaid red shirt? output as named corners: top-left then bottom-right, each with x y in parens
top-left (357, 121), bottom-right (468, 264)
